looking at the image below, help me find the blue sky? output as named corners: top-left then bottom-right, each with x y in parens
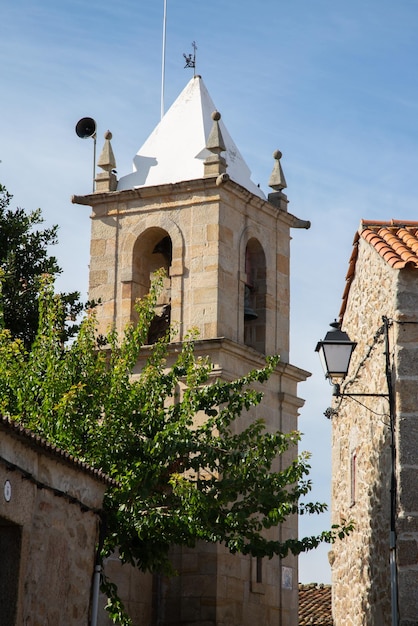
top-left (2, 0), bottom-right (418, 583)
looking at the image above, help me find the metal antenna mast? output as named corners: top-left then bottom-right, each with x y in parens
top-left (161, 0), bottom-right (167, 120)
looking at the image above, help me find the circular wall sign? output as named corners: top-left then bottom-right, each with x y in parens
top-left (4, 480), bottom-right (11, 502)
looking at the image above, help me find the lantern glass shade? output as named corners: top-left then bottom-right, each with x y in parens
top-left (315, 324), bottom-right (357, 379)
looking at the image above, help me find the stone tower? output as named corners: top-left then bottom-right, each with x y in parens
top-left (73, 76), bottom-right (310, 626)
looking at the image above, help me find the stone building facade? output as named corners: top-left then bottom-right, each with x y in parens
top-left (73, 76), bottom-right (310, 626)
top-left (327, 220), bottom-right (418, 626)
top-left (0, 415), bottom-right (109, 626)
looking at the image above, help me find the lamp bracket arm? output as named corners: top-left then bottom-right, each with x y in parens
top-left (338, 392), bottom-right (390, 398)
top-left (332, 383), bottom-right (389, 399)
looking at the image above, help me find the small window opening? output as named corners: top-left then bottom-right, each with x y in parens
top-left (256, 556), bottom-right (263, 583)
top-left (350, 449), bottom-right (357, 506)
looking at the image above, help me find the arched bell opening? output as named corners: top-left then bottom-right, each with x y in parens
top-left (131, 228), bottom-right (172, 343)
top-left (244, 238), bottom-right (266, 353)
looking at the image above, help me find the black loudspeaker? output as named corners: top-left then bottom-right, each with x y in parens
top-left (75, 117), bottom-right (97, 139)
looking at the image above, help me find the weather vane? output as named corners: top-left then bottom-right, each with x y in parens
top-left (183, 41), bottom-right (197, 76)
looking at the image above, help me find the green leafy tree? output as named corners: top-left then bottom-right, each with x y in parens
top-left (0, 275), bottom-right (351, 624)
top-left (0, 183), bottom-right (82, 348)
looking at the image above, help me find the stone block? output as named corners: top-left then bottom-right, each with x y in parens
top-left (180, 596), bottom-right (203, 621)
top-left (277, 253), bottom-right (289, 274)
top-left (397, 538), bottom-right (418, 567)
top-left (89, 270), bottom-right (108, 289)
top-left (396, 379), bottom-right (418, 413)
top-left (181, 574), bottom-right (213, 597)
top-left (399, 467), bottom-right (418, 511)
top-left (396, 345), bottom-right (418, 377)
top-left (396, 285), bottom-right (418, 312)
top-left (398, 417), bottom-right (418, 465)
top-left (206, 223), bottom-right (219, 241)
top-left (396, 319), bottom-right (418, 343)
top-left (90, 238), bottom-right (107, 256)
top-left (198, 553), bottom-right (217, 576)
top-left (218, 225), bottom-right (234, 246)
top-left (398, 569), bottom-right (418, 622)
top-left (181, 552), bottom-right (199, 573)
top-left (398, 515), bottom-right (418, 534)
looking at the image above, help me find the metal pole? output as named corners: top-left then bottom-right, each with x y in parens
top-left (383, 316), bottom-right (399, 626)
top-left (90, 564), bottom-right (102, 626)
top-left (90, 515), bottom-right (106, 626)
top-left (161, 0), bottom-right (167, 120)
top-left (92, 134), bottom-right (97, 193)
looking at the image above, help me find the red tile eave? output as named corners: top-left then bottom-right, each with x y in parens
top-left (338, 233), bottom-right (359, 323)
top-left (339, 220), bottom-right (418, 325)
top-left (298, 583), bottom-right (333, 625)
top-left (0, 415), bottom-right (116, 486)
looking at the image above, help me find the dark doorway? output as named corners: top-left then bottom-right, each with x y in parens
top-left (0, 516), bottom-right (22, 626)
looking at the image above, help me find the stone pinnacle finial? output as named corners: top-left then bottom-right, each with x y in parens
top-left (206, 111), bottom-right (226, 154)
top-left (268, 149), bottom-right (287, 192)
top-left (204, 111), bottom-right (227, 177)
top-left (95, 131), bottom-right (117, 192)
top-left (97, 131), bottom-right (116, 173)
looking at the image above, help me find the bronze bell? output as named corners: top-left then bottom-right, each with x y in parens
top-left (244, 285), bottom-right (258, 321)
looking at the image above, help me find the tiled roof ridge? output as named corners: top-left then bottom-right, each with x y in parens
top-left (361, 219), bottom-right (418, 227)
top-left (299, 582), bottom-right (331, 589)
top-left (0, 414), bottom-right (115, 485)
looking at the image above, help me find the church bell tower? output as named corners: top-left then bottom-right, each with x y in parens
top-left (73, 75), bottom-right (310, 626)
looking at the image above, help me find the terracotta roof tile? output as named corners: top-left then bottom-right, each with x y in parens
top-left (339, 220), bottom-right (418, 323)
top-left (362, 226), bottom-right (418, 268)
top-left (299, 583), bottom-right (333, 625)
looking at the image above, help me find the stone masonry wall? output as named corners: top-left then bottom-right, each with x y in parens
top-left (0, 423), bottom-right (106, 626)
top-left (87, 180), bottom-right (291, 361)
top-left (331, 239), bottom-right (397, 626)
top-left (122, 339), bottom-right (306, 626)
top-left (331, 238), bottom-right (418, 626)
top-left (392, 268), bottom-right (418, 626)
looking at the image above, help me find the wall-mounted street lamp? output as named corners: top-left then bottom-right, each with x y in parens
top-left (315, 316), bottom-right (398, 626)
top-left (315, 321), bottom-right (357, 380)
top-left (315, 321), bottom-right (390, 399)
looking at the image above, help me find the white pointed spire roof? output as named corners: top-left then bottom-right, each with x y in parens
top-left (117, 76), bottom-right (265, 198)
